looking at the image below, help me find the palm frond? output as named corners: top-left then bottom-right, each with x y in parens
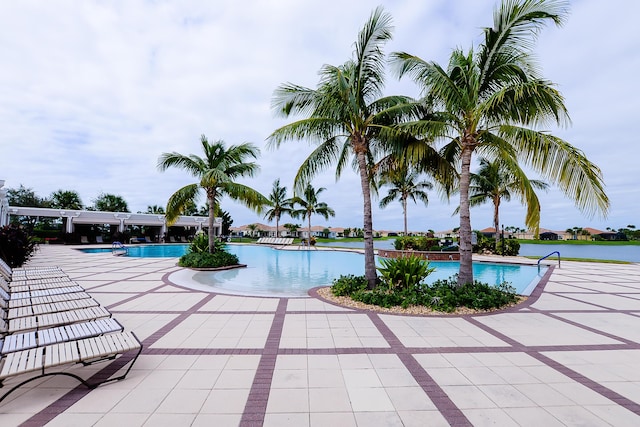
top-left (165, 184), bottom-right (200, 224)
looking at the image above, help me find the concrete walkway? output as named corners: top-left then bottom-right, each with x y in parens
top-left (1, 245), bottom-right (640, 426)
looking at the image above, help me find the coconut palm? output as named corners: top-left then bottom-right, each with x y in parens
top-left (268, 7), bottom-right (416, 287)
top-left (391, 0), bottom-right (608, 285)
top-left (290, 184), bottom-right (335, 246)
top-left (378, 163), bottom-right (433, 236)
top-left (158, 135), bottom-right (267, 253)
top-left (264, 179), bottom-right (293, 238)
top-left (457, 158), bottom-right (549, 249)
top-left (145, 205), bottom-right (165, 214)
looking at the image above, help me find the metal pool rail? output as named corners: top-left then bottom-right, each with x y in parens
top-left (538, 251), bottom-right (560, 269)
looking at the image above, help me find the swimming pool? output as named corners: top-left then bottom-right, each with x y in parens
top-left (80, 244), bottom-right (546, 297)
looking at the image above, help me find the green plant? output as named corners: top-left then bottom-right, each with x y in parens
top-left (377, 255), bottom-right (435, 291)
top-left (178, 250), bottom-right (239, 268)
top-left (331, 274), bottom-right (368, 296)
top-left (0, 224), bottom-right (38, 268)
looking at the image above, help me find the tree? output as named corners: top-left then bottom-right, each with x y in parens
top-left (50, 189), bottom-right (84, 233)
top-left (158, 135), bottom-right (267, 253)
top-left (145, 205), bottom-right (165, 214)
top-left (7, 185), bottom-right (49, 208)
top-left (392, 0), bottom-right (608, 285)
top-left (283, 223), bottom-right (300, 237)
top-left (458, 158), bottom-right (548, 249)
top-left (50, 190), bottom-right (83, 210)
top-left (268, 7), bottom-right (414, 287)
top-left (291, 184), bottom-right (335, 246)
top-left (92, 193), bottom-right (129, 212)
top-left (215, 208), bottom-right (233, 236)
top-left (378, 162), bottom-right (432, 236)
top-left (264, 179), bottom-right (293, 238)
top-left (246, 223), bottom-right (259, 238)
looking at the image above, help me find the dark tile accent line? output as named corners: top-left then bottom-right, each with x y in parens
top-left (368, 312), bottom-right (473, 426)
top-left (239, 298), bottom-right (288, 427)
top-left (533, 310), bottom-right (638, 345)
top-left (531, 351), bottom-right (640, 416)
top-left (18, 292), bottom-right (218, 426)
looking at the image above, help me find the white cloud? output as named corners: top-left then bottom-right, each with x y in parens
top-left (1, 0), bottom-right (638, 232)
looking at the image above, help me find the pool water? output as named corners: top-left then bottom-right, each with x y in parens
top-left (80, 244), bottom-right (546, 297)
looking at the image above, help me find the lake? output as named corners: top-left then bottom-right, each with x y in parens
top-left (518, 243), bottom-right (640, 262)
top-left (316, 240), bottom-right (640, 262)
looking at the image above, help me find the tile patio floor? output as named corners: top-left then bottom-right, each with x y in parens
top-left (1, 245), bottom-right (640, 426)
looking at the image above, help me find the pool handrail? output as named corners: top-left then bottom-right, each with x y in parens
top-left (112, 241), bottom-right (128, 256)
top-left (538, 251), bottom-right (560, 269)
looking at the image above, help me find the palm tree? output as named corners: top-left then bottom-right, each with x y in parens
top-left (264, 179), bottom-right (293, 238)
top-left (50, 189), bottom-right (83, 233)
top-left (378, 163), bottom-right (433, 236)
top-left (283, 223), bottom-right (300, 237)
top-left (391, 0), bottom-right (608, 285)
top-left (92, 193), bottom-right (129, 212)
top-left (291, 184), bottom-right (335, 247)
top-left (246, 223), bottom-right (259, 238)
top-left (145, 205), bottom-right (165, 214)
top-left (158, 135), bottom-right (267, 253)
top-left (459, 158), bottom-right (549, 249)
top-left (268, 7), bottom-right (415, 287)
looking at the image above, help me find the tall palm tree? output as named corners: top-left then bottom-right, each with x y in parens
top-left (291, 184), bottom-right (335, 246)
top-left (264, 179), bottom-right (293, 238)
top-left (378, 163), bottom-right (433, 236)
top-left (268, 7), bottom-right (416, 287)
top-left (458, 158), bottom-right (548, 249)
top-left (158, 135), bottom-right (267, 253)
top-left (392, 0), bottom-right (608, 285)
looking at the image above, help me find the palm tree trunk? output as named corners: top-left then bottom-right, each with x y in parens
top-left (458, 145), bottom-right (474, 286)
top-left (402, 196), bottom-right (408, 236)
top-left (275, 215), bottom-right (279, 238)
top-left (307, 214), bottom-right (312, 248)
top-left (493, 197), bottom-right (500, 252)
top-left (355, 149), bottom-right (377, 289)
top-left (207, 191), bottom-right (216, 253)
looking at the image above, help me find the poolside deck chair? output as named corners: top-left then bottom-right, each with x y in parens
top-left (6, 305), bottom-right (112, 334)
top-left (1, 318), bottom-right (124, 354)
top-left (0, 330), bottom-right (142, 403)
top-left (4, 291), bottom-right (95, 311)
top-left (5, 298), bottom-right (100, 320)
top-left (95, 236), bottom-right (104, 244)
top-left (80, 236), bottom-right (90, 244)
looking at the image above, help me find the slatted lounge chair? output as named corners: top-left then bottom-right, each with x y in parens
top-left (5, 298), bottom-right (100, 320)
top-left (0, 318), bottom-right (125, 354)
top-left (0, 330), bottom-right (142, 403)
top-left (95, 236), bottom-right (104, 244)
top-left (6, 305), bottom-right (112, 334)
top-left (4, 291), bottom-right (95, 310)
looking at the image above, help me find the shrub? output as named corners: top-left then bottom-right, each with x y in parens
top-left (178, 250), bottom-right (239, 268)
top-left (0, 224), bottom-right (38, 268)
top-left (188, 233), bottom-right (227, 254)
top-left (340, 274), bottom-right (518, 312)
top-left (331, 274), bottom-right (368, 296)
top-left (377, 255), bottom-right (435, 291)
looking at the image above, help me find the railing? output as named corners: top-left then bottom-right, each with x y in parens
top-left (538, 251), bottom-right (560, 269)
top-left (112, 241), bottom-right (128, 256)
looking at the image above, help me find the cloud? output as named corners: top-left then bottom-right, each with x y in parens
top-left (1, 0), bottom-right (638, 232)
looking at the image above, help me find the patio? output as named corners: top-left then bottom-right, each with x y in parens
top-left (1, 244), bottom-right (639, 426)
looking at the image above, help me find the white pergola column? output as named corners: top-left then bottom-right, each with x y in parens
top-left (0, 180), bottom-right (9, 227)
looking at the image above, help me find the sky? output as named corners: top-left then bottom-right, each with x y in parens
top-left (1, 0), bottom-right (638, 233)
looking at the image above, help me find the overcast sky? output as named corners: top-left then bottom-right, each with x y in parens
top-left (1, 0), bottom-right (638, 233)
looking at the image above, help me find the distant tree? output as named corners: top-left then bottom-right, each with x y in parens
top-left (283, 223), bottom-right (300, 237)
top-left (92, 193), bottom-right (129, 212)
top-left (378, 163), bottom-right (433, 237)
top-left (264, 179), bottom-right (293, 238)
top-left (246, 223), bottom-right (259, 238)
top-left (50, 190), bottom-right (83, 210)
top-left (343, 227), bottom-right (352, 238)
top-left (7, 185), bottom-right (50, 229)
top-left (291, 184), bottom-right (335, 245)
top-left (145, 205), bottom-right (165, 214)
top-left (49, 189), bottom-right (83, 233)
top-left (7, 185), bottom-right (49, 208)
